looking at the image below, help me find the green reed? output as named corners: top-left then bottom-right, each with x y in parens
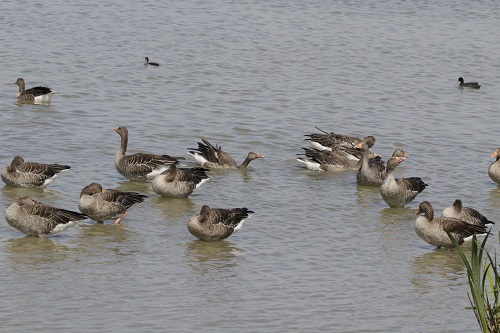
top-left (449, 231), bottom-right (500, 332)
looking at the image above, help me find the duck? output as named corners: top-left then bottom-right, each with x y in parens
top-left (188, 138), bottom-right (264, 169)
top-left (187, 205), bottom-right (254, 241)
top-left (458, 77), bottom-right (481, 89)
top-left (356, 143), bottom-right (409, 186)
top-left (415, 201), bottom-right (487, 248)
top-left (1, 156), bottom-right (71, 187)
top-left (303, 127), bottom-right (376, 161)
top-left (114, 126), bottom-right (181, 180)
top-left (380, 157), bottom-right (428, 207)
top-left (144, 57), bottom-right (160, 66)
top-left (152, 162), bottom-right (211, 198)
top-left (78, 182), bottom-right (147, 224)
top-left (5, 197), bottom-right (88, 237)
top-left (13, 78), bottom-right (57, 104)
top-left (488, 148), bottom-right (500, 185)
top-left (441, 199), bottom-right (494, 227)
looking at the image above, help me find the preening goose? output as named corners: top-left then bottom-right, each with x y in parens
top-left (5, 197), bottom-right (88, 237)
top-left (380, 157), bottom-right (428, 207)
top-left (187, 205), bottom-right (254, 241)
top-left (13, 78), bottom-right (57, 104)
top-left (78, 182), bottom-right (147, 224)
top-left (1, 156), bottom-right (70, 187)
top-left (304, 127), bottom-right (376, 161)
top-left (415, 201), bottom-right (487, 248)
top-left (144, 57), bottom-right (160, 66)
top-left (188, 139), bottom-right (264, 169)
top-left (458, 77), bottom-right (481, 89)
top-left (114, 126), bottom-right (181, 180)
top-left (152, 162), bottom-right (211, 198)
top-left (441, 199), bottom-right (494, 227)
top-left (296, 146), bottom-right (378, 171)
top-left (488, 148), bottom-right (500, 185)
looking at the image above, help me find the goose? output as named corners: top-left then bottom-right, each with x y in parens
top-left (415, 201), bottom-right (486, 248)
top-left (78, 182), bottom-right (147, 224)
top-left (488, 148), bottom-right (500, 185)
top-left (458, 77), bottom-right (481, 89)
top-left (187, 205), bottom-right (254, 241)
top-left (296, 146), bottom-right (378, 171)
top-left (144, 57), bottom-right (160, 66)
top-left (304, 127), bottom-right (376, 161)
top-left (188, 138), bottom-right (264, 169)
top-left (1, 156), bottom-right (71, 187)
top-left (356, 143), bottom-right (409, 186)
top-left (441, 199), bottom-right (494, 227)
top-left (114, 126), bottom-right (181, 180)
top-left (152, 162), bottom-right (211, 198)
top-left (5, 197), bottom-right (88, 237)
top-left (13, 78), bottom-right (57, 104)
top-left (380, 157), bottom-right (428, 207)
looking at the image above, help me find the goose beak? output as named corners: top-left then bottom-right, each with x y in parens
top-left (256, 153), bottom-right (264, 158)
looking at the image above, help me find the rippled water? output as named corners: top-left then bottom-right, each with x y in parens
top-left (1, 1), bottom-right (500, 332)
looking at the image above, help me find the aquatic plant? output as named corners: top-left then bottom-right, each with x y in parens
top-left (449, 231), bottom-right (500, 332)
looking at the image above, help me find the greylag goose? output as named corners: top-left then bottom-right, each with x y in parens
top-left (188, 139), bottom-right (264, 169)
top-left (144, 57), bottom-right (160, 66)
top-left (187, 205), bottom-right (254, 241)
top-left (1, 156), bottom-right (71, 187)
top-left (114, 126), bottom-right (181, 180)
top-left (13, 78), bottom-right (57, 104)
top-left (78, 182), bottom-right (147, 224)
top-left (441, 199), bottom-right (494, 227)
top-left (458, 77), bottom-right (481, 89)
top-left (415, 201), bottom-right (487, 248)
top-left (380, 157), bottom-right (428, 207)
top-left (488, 148), bottom-right (500, 185)
top-left (304, 127), bottom-right (376, 161)
top-left (152, 162), bottom-right (211, 198)
top-left (356, 143), bottom-right (409, 186)
top-left (5, 197), bottom-right (88, 237)
top-left (296, 146), bottom-right (378, 171)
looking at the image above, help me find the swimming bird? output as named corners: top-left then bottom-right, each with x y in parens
top-left (152, 162), bottom-right (211, 198)
top-left (5, 197), bottom-right (88, 237)
top-left (114, 126), bottom-right (181, 180)
top-left (356, 144), bottom-right (409, 186)
top-left (187, 205), bottom-right (254, 241)
top-left (458, 77), bottom-right (481, 89)
top-left (78, 182), bottom-right (147, 224)
top-left (144, 57), bottom-right (160, 66)
top-left (296, 146), bottom-right (378, 171)
top-left (380, 157), bottom-right (428, 207)
top-left (188, 139), bottom-right (264, 169)
top-left (415, 201), bottom-right (487, 248)
top-left (13, 78), bottom-right (57, 104)
top-left (304, 127), bottom-right (376, 161)
top-left (1, 156), bottom-right (71, 187)
top-left (441, 199), bottom-right (494, 227)
top-left (488, 148), bottom-right (500, 185)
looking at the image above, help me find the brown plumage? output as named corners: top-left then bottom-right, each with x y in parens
top-left (441, 199), bottom-right (494, 227)
top-left (356, 144), bottom-right (409, 186)
top-left (188, 138), bottom-right (263, 169)
top-left (488, 148), bottom-right (500, 185)
top-left (152, 162), bottom-right (211, 198)
top-left (415, 201), bottom-right (486, 248)
top-left (13, 78), bottom-right (57, 103)
top-left (380, 157), bottom-right (428, 207)
top-left (5, 197), bottom-right (88, 237)
top-left (78, 182), bottom-right (147, 224)
top-left (187, 205), bottom-right (254, 241)
top-left (114, 126), bottom-right (181, 180)
top-left (1, 156), bottom-right (71, 187)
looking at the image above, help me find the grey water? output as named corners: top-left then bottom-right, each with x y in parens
top-left (0, 1), bottom-right (499, 332)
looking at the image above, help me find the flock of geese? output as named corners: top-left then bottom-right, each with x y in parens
top-left (4, 74), bottom-right (492, 248)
